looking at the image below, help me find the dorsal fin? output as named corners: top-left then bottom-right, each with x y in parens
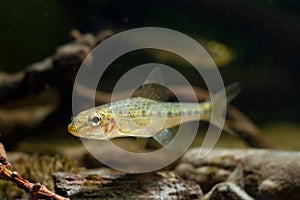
top-left (132, 67), bottom-right (168, 101)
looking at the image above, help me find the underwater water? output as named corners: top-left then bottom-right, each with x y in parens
top-left (1, 1), bottom-right (300, 199)
top-left (0, 0), bottom-right (299, 154)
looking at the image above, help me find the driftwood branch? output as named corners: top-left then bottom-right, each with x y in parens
top-left (50, 148), bottom-right (300, 199)
top-left (0, 29), bottom-right (114, 104)
top-left (53, 169), bottom-right (202, 199)
top-left (0, 143), bottom-right (69, 200)
top-left (176, 148), bottom-right (300, 200)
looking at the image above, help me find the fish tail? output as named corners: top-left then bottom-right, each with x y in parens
top-left (209, 82), bottom-right (240, 134)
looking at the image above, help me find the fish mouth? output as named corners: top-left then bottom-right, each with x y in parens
top-left (68, 123), bottom-right (78, 136)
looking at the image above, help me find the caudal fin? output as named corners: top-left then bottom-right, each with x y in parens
top-left (209, 82), bottom-right (240, 134)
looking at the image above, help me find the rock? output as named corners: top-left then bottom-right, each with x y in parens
top-left (53, 168), bottom-right (203, 200)
top-left (175, 148), bottom-right (300, 200)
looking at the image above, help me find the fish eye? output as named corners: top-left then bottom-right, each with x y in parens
top-left (88, 113), bottom-right (102, 127)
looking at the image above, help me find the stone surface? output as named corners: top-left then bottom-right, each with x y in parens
top-left (53, 168), bottom-right (203, 200)
top-left (175, 148), bottom-right (300, 200)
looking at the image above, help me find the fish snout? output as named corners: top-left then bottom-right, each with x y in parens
top-left (68, 122), bottom-right (78, 136)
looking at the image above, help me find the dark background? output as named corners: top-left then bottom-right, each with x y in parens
top-left (0, 0), bottom-right (299, 149)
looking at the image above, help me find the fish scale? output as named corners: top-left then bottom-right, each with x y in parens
top-left (107, 97), bottom-right (210, 132)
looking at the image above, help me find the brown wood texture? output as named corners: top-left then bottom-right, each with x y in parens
top-left (53, 169), bottom-right (203, 200)
top-left (176, 148), bottom-right (300, 200)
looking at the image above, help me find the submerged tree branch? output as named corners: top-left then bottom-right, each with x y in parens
top-left (0, 143), bottom-right (69, 200)
top-left (176, 148), bottom-right (300, 200)
top-left (53, 169), bottom-right (203, 199)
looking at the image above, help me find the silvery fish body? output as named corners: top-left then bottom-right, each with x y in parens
top-left (68, 83), bottom-right (240, 142)
top-left (68, 97), bottom-right (211, 140)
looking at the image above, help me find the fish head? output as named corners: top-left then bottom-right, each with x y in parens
top-left (68, 108), bottom-right (118, 140)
